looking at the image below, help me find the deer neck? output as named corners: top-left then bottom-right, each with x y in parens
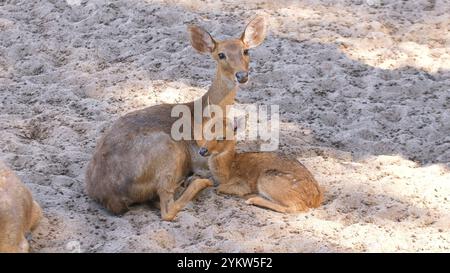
top-left (201, 68), bottom-right (238, 113)
top-left (188, 68), bottom-right (238, 142)
top-left (209, 145), bottom-right (236, 184)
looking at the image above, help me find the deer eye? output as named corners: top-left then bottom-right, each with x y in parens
top-left (218, 53), bottom-right (226, 60)
top-left (243, 49), bottom-right (249, 56)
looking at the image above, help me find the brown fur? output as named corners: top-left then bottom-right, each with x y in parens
top-left (0, 161), bottom-right (42, 253)
top-left (197, 131), bottom-right (323, 213)
top-left (85, 16), bottom-right (267, 221)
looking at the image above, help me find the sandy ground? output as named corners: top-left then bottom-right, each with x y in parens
top-left (1, 0), bottom-right (449, 252)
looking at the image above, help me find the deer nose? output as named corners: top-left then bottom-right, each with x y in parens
top-left (198, 147), bottom-right (208, 157)
top-left (235, 71), bottom-right (248, 84)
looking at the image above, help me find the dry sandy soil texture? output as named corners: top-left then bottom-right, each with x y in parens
top-left (0, 0), bottom-right (449, 252)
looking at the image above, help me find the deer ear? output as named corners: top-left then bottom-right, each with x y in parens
top-left (188, 25), bottom-right (216, 54)
top-left (241, 16), bottom-right (267, 48)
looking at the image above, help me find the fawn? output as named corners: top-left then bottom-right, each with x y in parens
top-left (85, 16), bottom-right (267, 220)
top-left (0, 161), bottom-right (42, 253)
top-left (196, 120), bottom-right (323, 213)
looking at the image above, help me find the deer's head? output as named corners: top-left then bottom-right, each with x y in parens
top-left (196, 117), bottom-right (236, 157)
top-left (188, 16), bottom-right (267, 85)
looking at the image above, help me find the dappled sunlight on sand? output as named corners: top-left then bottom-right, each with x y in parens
top-left (153, 0), bottom-right (450, 73)
top-left (100, 79), bottom-right (207, 113)
top-left (270, 2), bottom-right (450, 73)
top-left (256, 154), bottom-right (450, 252)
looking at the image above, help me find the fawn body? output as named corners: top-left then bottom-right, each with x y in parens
top-left (0, 161), bottom-right (42, 252)
top-left (197, 131), bottom-right (323, 213)
top-left (85, 17), bottom-right (267, 220)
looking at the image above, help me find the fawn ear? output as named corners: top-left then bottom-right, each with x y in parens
top-left (188, 25), bottom-right (216, 54)
top-left (241, 16), bottom-right (267, 48)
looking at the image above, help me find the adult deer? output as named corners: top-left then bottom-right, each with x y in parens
top-left (0, 161), bottom-right (42, 252)
top-left (85, 16), bottom-right (267, 221)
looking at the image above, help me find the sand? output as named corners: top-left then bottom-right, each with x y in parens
top-left (0, 0), bottom-right (449, 252)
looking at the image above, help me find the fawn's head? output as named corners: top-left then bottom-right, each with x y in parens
top-left (188, 16), bottom-right (267, 84)
top-left (196, 117), bottom-right (236, 157)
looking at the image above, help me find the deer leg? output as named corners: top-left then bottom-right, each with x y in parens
top-left (30, 201), bottom-right (42, 231)
top-left (159, 178), bottom-right (213, 221)
top-left (17, 236), bottom-right (30, 253)
top-left (0, 220), bottom-right (29, 253)
top-left (217, 178), bottom-right (252, 197)
top-left (245, 196), bottom-right (290, 213)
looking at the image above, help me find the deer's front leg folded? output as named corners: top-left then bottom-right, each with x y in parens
top-left (217, 177), bottom-right (252, 197)
top-left (159, 178), bottom-right (213, 221)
